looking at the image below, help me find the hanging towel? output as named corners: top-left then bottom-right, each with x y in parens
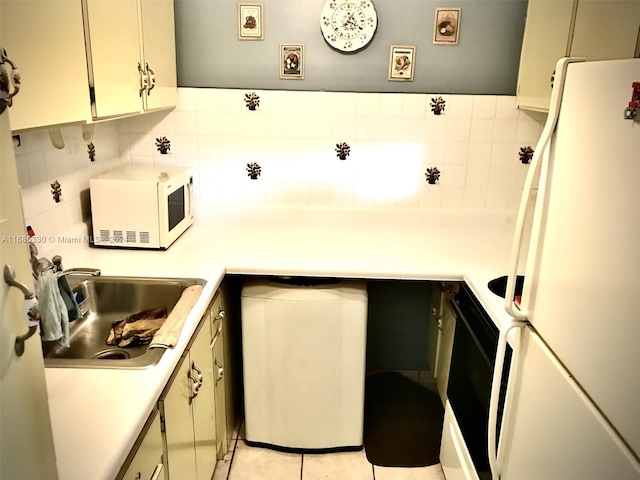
top-left (57, 276), bottom-right (81, 321)
top-left (150, 284), bottom-right (203, 349)
top-left (107, 307), bottom-right (168, 348)
top-left (35, 270), bottom-right (70, 348)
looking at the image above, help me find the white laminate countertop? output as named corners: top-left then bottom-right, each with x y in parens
top-left (44, 207), bottom-right (523, 480)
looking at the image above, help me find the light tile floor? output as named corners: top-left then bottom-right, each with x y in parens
top-left (213, 421), bottom-right (446, 480)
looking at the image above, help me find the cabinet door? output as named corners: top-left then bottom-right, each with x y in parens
top-left (516, 0), bottom-right (575, 112)
top-left (160, 355), bottom-right (197, 480)
top-left (1, 0), bottom-right (89, 130)
top-left (84, 0), bottom-right (143, 118)
top-left (118, 411), bottom-right (164, 480)
top-left (212, 330), bottom-right (227, 458)
top-left (190, 319), bottom-right (217, 480)
top-left (208, 292), bottom-right (228, 457)
top-left (139, 0), bottom-right (177, 111)
top-left (570, 1), bottom-right (640, 61)
top-left (436, 293), bottom-right (457, 405)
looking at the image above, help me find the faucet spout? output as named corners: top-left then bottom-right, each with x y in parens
top-left (58, 268), bottom-right (102, 279)
top-left (51, 256), bottom-right (101, 278)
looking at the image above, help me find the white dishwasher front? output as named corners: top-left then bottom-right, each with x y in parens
top-left (241, 277), bottom-right (367, 451)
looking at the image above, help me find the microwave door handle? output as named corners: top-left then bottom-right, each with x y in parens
top-left (186, 179), bottom-right (193, 219)
top-left (488, 320), bottom-right (526, 480)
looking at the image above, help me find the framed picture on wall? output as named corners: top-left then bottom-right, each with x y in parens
top-left (238, 3), bottom-right (264, 40)
top-left (433, 8), bottom-right (461, 45)
top-left (279, 44), bottom-right (304, 80)
top-left (388, 45), bottom-right (416, 81)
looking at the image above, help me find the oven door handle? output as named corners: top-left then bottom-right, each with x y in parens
top-left (488, 319), bottom-right (526, 480)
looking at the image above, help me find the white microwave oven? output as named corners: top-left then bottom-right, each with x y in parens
top-left (89, 165), bottom-right (193, 249)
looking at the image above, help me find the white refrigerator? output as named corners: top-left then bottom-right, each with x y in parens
top-left (489, 58), bottom-right (640, 479)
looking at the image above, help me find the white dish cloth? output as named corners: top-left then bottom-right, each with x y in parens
top-left (35, 270), bottom-right (70, 348)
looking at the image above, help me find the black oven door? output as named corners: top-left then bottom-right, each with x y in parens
top-left (447, 283), bottom-right (511, 478)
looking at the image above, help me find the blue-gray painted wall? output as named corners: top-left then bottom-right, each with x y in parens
top-left (175, 0), bottom-right (528, 94)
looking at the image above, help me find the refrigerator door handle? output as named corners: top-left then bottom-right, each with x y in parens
top-left (504, 56), bottom-right (585, 320)
top-left (488, 320), bottom-right (526, 480)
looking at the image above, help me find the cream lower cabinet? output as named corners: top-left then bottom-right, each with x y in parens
top-left (159, 318), bottom-right (217, 480)
top-left (433, 283), bottom-right (459, 405)
top-left (208, 293), bottom-right (228, 459)
top-left (212, 326), bottom-right (227, 459)
top-left (117, 410), bottom-right (164, 480)
top-left (517, 0), bottom-right (640, 112)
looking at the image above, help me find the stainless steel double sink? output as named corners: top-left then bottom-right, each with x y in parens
top-left (43, 275), bottom-right (206, 369)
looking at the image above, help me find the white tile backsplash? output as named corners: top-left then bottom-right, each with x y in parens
top-left (15, 121), bottom-right (126, 243)
top-left (15, 88), bottom-right (546, 241)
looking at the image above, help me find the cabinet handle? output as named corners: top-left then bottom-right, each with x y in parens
top-left (145, 63), bottom-right (155, 94)
top-left (214, 307), bottom-right (225, 321)
top-left (3, 265), bottom-right (39, 357)
top-left (0, 48), bottom-right (21, 114)
top-left (192, 361), bottom-right (203, 384)
top-left (215, 359), bottom-right (224, 385)
top-left (188, 367), bottom-right (200, 399)
top-left (138, 62), bottom-right (148, 97)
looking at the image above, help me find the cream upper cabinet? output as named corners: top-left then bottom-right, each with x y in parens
top-left (517, 0), bottom-right (640, 112)
top-left (516, 0), bottom-right (575, 112)
top-left (570, 1), bottom-right (640, 60)
top-left (83, 0), bottom-right (142, 118)
top-left (139, 0), bottom-right (177, 112)
top-left (84, 0), bottom-right (177, 119)
top-left (1, 0), bottom-right (177, 131)
top-left (1, 1), bottom-right (90, 131)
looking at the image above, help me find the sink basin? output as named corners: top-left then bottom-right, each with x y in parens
top-left (487, 275), bottom-right (525, 299)
top-left (43, 275), bottom-right (206, 369)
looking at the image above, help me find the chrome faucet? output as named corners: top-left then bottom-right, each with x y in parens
top-left (28, 244), bottom-right (101, 279)
top-left (51, 256), bottom-right (101, 278)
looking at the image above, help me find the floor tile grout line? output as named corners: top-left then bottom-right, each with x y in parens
top-left (224, 434), bottom-right (239, 480)
top-left (300, 453), bottom-right (304, 480)
top-left (225, 418), bottom-right (244, 480)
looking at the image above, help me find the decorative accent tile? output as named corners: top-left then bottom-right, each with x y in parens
top-left (425, 167), bottom-right (441, 184)
top-left (245, 92), bottom-right (260, 111)
top-left (430, 96), bottom-right (446, 115)
top-left (87, 142), bottom-right (96, 162)
top-left (51, 180), bottom-right (62, 203)
top-left (246, 162), bottom-right (262, 179)
top-left (519, 145), bottom-right (534, 164)
top-left (335, 142), bottom-right (350, 160)
top-left (155, 136), bottom-right (171, 154)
